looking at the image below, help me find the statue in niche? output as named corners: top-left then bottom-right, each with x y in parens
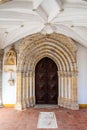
top-left (4, 47), bottom-right (16, 65)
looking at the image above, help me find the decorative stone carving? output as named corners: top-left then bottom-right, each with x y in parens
top-left (8, 79), bottom-right (14, 86)
top-left (14, 33), bottom-right (79, 110)
top-left (4, 47), bottom-right (16, 65)
top-left (4, 46), bottom-right (17, 72)
top-left (8, 70), bottom-right (15, 86)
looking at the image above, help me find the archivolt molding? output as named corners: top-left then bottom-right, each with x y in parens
top-left (27, 51), bottom-right (64, 71)
top-left (15, 33), bottom-right (79, 110)
top-left (16, 33), bottom-right (77, 72)
top-left (16, 33), bottom-right (76, 57)
top-left (23, 46), bottom-right (67, 71)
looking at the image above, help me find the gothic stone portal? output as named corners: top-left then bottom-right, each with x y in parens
top-left (15, 33), bottom-right (79, 110)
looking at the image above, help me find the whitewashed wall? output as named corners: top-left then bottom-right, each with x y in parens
top-left (2, 47), bottom-right (16, 104)
top-left (2, 44), bottom-right (87, 104)
top-left (77, 44), bottom-right (87, 104)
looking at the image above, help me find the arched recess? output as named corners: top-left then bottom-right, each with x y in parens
top-left (15, 33), bottom-right (79, 110)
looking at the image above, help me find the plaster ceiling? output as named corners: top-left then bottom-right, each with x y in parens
top-left (0, 0), bottom-right (87, 49)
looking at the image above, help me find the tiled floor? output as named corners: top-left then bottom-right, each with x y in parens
top-left (0, 107), bottom-right (87, 130)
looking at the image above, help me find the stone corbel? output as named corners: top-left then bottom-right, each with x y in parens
top-left (8, 70), bottom-right (15, 86)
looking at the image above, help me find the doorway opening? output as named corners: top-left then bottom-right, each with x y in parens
top-left (35, 57), bottom-right (58, 104)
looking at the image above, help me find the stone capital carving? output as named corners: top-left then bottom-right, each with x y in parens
top-left (4, 47), bottom-right (16, 65)
top-left (58, 70), bottom-right (78, 77)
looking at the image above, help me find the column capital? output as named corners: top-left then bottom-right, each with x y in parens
top-left (57, 71), bottom-right (78, 77)
top-left (71, 71), bottom-right (78, 77)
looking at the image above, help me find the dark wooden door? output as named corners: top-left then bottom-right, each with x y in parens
top-left (35, 57), bottom-right (58, 104)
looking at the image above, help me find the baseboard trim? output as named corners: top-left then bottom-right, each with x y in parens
top-left (3, 104), bottom-right (87, 108)
top-left (3, 104), bottom-right (15, 108)
top-left (79, 104), bottom-right (87, 108)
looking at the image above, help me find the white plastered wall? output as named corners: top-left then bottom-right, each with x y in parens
top-left (77, 44), bottom-right (87, 104)
top-left (2, 47), bottom-right (16, 104)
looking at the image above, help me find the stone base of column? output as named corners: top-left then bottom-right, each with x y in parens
top-left (0, 103), bottom-right (3, 108)
top-left (15, 103), bottom-right (23, 110)
top-left (33, 96), bottom-right (35, 106)
top-left (29, 97), bottom-right (35, 107)
top-left (58, 98), bottom-right (79, 110)
top-left (70, 101), bottom-right (79, 110)
top-left (22, 101), bottom-right (27, 109)
top-left (58, 97), bottom-right (64, 107)
top-left (58, 97), bottom-right (60, 104)
top-left (26, 98), bottom-right (30, 108)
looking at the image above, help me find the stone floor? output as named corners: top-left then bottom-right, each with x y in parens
top-left (0, 107), bottom-right (87, 130)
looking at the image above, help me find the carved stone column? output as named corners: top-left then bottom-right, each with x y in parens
top-left (63, 72), bottom-right (68, 107)
top-left (29, 71), bottom-right (33, 106)
top-left (22, 72), bottom-right (26, 109)
top-left (58, 71), bottom-right (65, 107)
top-left (25, 72), bottom-right (30, 107)
top-left (0, 50), bottom-right (4, 107)
top-left (67, 73), bottom-right (72, 108)
top-left (58, 71), bottom-right (61, 105)
top-left (15, 71), bottom-right (23, 110)
top-left (58, 70), bottom-right (79, 110)
top-left (71, 72), bottom-right (79, 110)
top-left (32, 71), bottom-right (35, 106)
top-left (58, 71), bottom-right (63, 106)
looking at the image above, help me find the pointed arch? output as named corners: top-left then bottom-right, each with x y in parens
top-left (15, 33), bottom-right (79, 110)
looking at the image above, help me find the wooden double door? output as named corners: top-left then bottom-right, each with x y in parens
top-left (35, 57), bottom-right (58, 104)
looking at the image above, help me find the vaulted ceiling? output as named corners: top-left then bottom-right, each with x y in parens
top-left (0, 0), bottom-right (87, 49)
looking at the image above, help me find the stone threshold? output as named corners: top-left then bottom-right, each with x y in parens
top-left (34, 104), bottom-right (59, 108)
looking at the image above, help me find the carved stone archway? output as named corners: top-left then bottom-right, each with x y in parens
top-left (15, 33), bottom-right (79, 110)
